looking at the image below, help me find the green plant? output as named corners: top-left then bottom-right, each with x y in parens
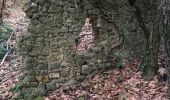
top-left (0, 22), bottom-right (13, 59)
top-left (0, 44), bottom-right (7, 59)
top-left (0, 22), bottom-right (13, 41)
top-left (113, 50), bottom-right (130, 68)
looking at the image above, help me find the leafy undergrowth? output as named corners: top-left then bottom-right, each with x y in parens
top-left (0, 6), bottom-right (27, 99)
top-left (46, 59), bottom-right (168, 100)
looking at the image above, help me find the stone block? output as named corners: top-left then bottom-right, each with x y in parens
top-left (60, 70), bottom-right (69, 77)
top-left (35, 24), bottom-right (46, 33)
top-left (81, 65), bottom-right (92, 74)
top-left (48, 62), bottom-right (60, 69)
top-left (56, 77), bottom-right (66, 83)
top-left (49, 73), bottom-right (60, 79)
top-left (76, 75), bottom-right (86, 81)
top-left (60, 27), bottom-right (68, 33)
top-left (37, 63), bottom-right (48, 70)
top-left (46, 82), bottom-right (56, 91)
top-left (23, 76), bottom-right (36, 83)
top-left (36, 75), bottom-right (49, 83)
top-left (62, 79), bottom-right (77, 86)
top-left (75, 55), bottom-right (86, 66)
top-left (91, 47), bottom-right (102, 53)
top-left (37, 85), bottom-right (46, 95)
top-left (49, 69), bottom-right (62, 73)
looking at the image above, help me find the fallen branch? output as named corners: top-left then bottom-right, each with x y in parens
top-left (0, 49), bottom-right (11, 66)
top-left (0, 31), bottom-right (13, 66)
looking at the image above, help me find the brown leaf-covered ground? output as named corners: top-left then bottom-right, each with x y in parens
top-left (46, 59), bottom-right (168, 100)
top-left (0, 6), bottom-right (27, 99)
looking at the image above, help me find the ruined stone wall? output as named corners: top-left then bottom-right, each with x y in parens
top-left (15, 0), bottom-right (156, 99)
top-left (17, 0), bottom-right (123, 99)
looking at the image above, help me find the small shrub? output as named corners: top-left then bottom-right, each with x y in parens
top-left (0, 23), bottom-right (13, 41)
top-left (0, 44), bottom-right (7, 59)
top-left (0, 22), bottom-right (13, 59)
top-left (112, 50), bottom-right (131, 68)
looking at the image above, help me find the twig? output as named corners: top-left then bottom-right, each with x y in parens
top-left (6, 31), bottom-right (13, 50)
top-left (0, 31), bottom-right (13, 66)
top-left (0, 49), bottom-right (11, 66)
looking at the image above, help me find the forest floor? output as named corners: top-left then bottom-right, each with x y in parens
top-left (0, 5), bottom-right (169, 100)
top-left (47, 59), bottom-right (168, 100)
top-left (0, 6), bottom-right (28, 99)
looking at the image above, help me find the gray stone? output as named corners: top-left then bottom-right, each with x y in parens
top-left (37, 85), bottom-right (46, 95)
top-left (35, 24), bottom-right (46, 33)
top-left (105, 63), bottom-right (112, 68)
top-left (60, 70), bottom-right (69, 77)
top-left (91, 47), bottom-right (102, 53)
top-left (60, 27), bottom-right (68, 33)
top-left (81, 65), bottom-right (92, 74)
top-left (36, 75), bottom-right (49, 82)
top-left (62, 79), bottom-right (77, 86)
top-left (75, 55), bottom-right (86, 66)
top-left (60, 61), bottom-right (69, 67)
top-left (49, 73), bottom-right (60, 79)
top-left (48, 62), bottom-right (60, 70)
top-left (56, 83), bottom-right (60, 88)
top-left (46, 82), bottom-right (56, 91)
top-left (56, 77), bottom-right (66, 83)
top-left (37, 63), bottom-right (48, 70)
top-left (76, 75), bottom-right (86, 81)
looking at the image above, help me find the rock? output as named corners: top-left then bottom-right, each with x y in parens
top-left (62, 79), bottom-right (77, 86)
top-left (46, 82), bottom-right (56, 91)
top-left (76, 75), bottom-right (86, 81)
top-left (56, 83), bottom-right (60, 88)
top-left (75, 55), bottom-right (86, 66)
top-left (36, 75), bottom-right (49, 82)
top-left (81, 65), bottom-right (92, 74)
top-left (56, 77), bottom-right (66, 83)
top-left (105, 63), bottom-right (112, 68)
top-left (60, 61), bottom-right (69, 67)
top-left (48, 62), bottom-right (60, 69)
top-left (49, 73), bottom-right (60, 79)
top-left (37, 63), bottom-right (48, 70)
top-left (37, 85), bottom-right (47, 95)
top-left (60, 70), bottom-right (69, 77)
top-left (91, 47), bottom-right (102, 53)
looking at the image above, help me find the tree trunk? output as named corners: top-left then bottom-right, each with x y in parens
top-left (142, 15), bottom-right (161, 80)
top-left (159, 0), bottom-right (170, 97)
top-left (0, 0), bottom-right (6, 25)
top-left (131, 1), bottom-right (160, 80)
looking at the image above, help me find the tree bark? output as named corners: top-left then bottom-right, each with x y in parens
top-left (0, 0), bottom-right (6, 25)
top-left (142, 3), bottom-right (162, 79)
top-left (159, 0), bottom-right (170, 97)
top-left (130, 0), bottom-right (160, 80)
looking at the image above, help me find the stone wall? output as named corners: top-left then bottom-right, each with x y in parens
top-left (15, 0), bottom-right (156, 99)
